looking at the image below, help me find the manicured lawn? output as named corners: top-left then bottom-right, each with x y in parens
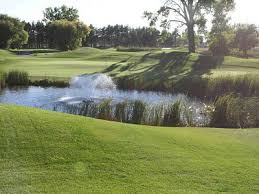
top-left (0, 104), bottom-right (259, 193)
top-left (0, 48), bottom-right (150, 79)
top-left (1, 47), bottom-right (259, 82)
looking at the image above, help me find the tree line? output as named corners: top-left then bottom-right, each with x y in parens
top-left (0, 5), bottom-right (90, 51)
top-left (23, 22), bottom-right (183, 49)
top-left (0, 4), bottom-right (197, 51)
top-left (85, 25), bottom-right (182, 48)
top-left (0, 1), bottom-right (258, 57)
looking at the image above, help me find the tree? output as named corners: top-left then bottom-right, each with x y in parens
top-left (47, 20), bottom-right (90, 51)
top-left (209, 0), bottom-right (235, 55)
top-left (234, 24), bottom-right (258, 58)
top-left (144, 0), bottom-right (235, 53)
top-left (43, 5), bottom-right (79, 23)
top-left (0, 14), bottom-right (28, 49)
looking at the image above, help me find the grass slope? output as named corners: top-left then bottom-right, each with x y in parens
top-left (0, 48), bottom-right (149, 79)
top-left (1, 48), bottom-right (259, 82)
top-left (0, 104), bottom-right (259, 193)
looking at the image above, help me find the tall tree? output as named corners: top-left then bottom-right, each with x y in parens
top-left (210, 0), bottom-right (234, 37)
top-left (43, 5), bottom-right (79, 23)
top-left (209, 0), bottom-right (235, 55)
top-left (0, 14), bottom-right (28, 49)
top-left (144, 0), bottom-right (235, 53)
top-left (234, 24), bottom-right (258, 58)
top-left (47, 20), bottom-right (90, 51)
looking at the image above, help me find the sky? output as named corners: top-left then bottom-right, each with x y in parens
top-left (0, 0), bottom-right (258, 28)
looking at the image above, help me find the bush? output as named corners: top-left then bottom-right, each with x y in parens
top-left (6, 70), bottom-right (29, 86)
top-left (31, 79), bottom-right (69, 88)
top-left (116, 47), bottom-right (161, 52)
top-left (209, 35), bottom-right (230, 56)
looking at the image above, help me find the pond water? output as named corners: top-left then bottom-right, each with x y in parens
top-left (0, 74), bottom-right (211, 126)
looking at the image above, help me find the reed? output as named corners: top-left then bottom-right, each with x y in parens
top-left (163, 101), bottom-right (182, 127)
top-left (131, 100), bottom-right (146, 124)
top-left (5, 70), bottom-right (29, 86)
top-left (97, 99), bottom-right (113, 120)
top-left (0, 72), bottom-right (6, 90)
top-left (211, 94), bottom-right (259, 128)
top-left (31, 79), bottom-right (69, 88)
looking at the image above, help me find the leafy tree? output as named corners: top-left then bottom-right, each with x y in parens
top-left (43, 5), bottom-right (79, 23)
top-left (84, 24), bottom-right (98, 47)
top-left (84, 25), bottom-right (166, 48)
top-left (209, 34), bottom-right (230, 56)
top-left (234, 24), bottom-right (258, 58)
top-left (209, 0), bottom-right (235, 55)
top-left (144, 0), bottom-right (235, 53)
top-left (210, 0), bottom-right (234, 37)
top-left (47, 20), bottom-right (90, 51)
top-left (0, 14), bottom-right (28, 49)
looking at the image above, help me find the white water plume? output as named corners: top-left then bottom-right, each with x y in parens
top-left (70, 74), bottom-right (116, 90)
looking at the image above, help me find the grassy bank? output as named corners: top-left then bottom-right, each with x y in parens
top-left (0, 48), bottom-right (148, 79)
top-left (1, 47), bottom-right (259, 98)
top-left (1, 47), bottom-right (259, 81)
top-left (0, 104), bottom-right (259, 193)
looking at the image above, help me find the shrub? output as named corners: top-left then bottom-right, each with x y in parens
top-left (116, 47), bottom-right (161, 52)
top-left (6, 70), bottom-right (29, 86)
top-left (209, 35), bottom-right (230, 56)
top-left (31, 79), bottom-right (69, 88)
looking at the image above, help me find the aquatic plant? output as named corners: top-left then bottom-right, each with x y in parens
top-left (31, 79), bottom-right (69, 87)
top-left (211, 94), bottom-right (259, 128)
top-left (5, 70), bottom-right (29, 86)
top-left (0, 72), bottom-right (6, 90)
top-left (131, 100), bottom-right (146, 124)
top-left (97, 99), bottom-right (113, 120)
top-left (115, 101), bottom-right (130, 122)
top-left (163, 101), bottom-right (182, 127)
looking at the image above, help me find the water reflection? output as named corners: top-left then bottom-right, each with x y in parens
top-left (0, 74), bottom-right (211, 126)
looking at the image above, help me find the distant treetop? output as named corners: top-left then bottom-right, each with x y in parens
top-left (43, 5), bottom-right (79, 23)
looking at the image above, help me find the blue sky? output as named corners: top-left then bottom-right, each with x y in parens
top-left (0, 0), bottom-right (258, 28)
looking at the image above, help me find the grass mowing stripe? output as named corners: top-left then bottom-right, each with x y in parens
top-left (0, 104), bottom-right (259, 193)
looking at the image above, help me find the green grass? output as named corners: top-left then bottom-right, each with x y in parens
top-left (1, 47), bottom-right (259, 90)
top-left (0, 104), bottom-right (259, 193)
top-left (0, 48), bottom-right (150, 79)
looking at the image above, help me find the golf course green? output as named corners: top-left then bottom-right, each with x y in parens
top-left (1, 48), bottom-right (259, 193)
top-left (1, 47), bottom-right (259, 81)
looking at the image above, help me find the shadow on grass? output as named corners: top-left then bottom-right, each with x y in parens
top-left (103, 51), bottom-right (225, 94)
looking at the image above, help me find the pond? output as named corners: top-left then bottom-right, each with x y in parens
top-left (0, 74), bottom-right (211, 126)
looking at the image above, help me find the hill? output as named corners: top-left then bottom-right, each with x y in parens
top-left (0, 104), bottom-right (259, 193)
top-left (1, 47), bottom-right (259, 82)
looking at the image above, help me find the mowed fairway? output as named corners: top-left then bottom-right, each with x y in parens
top-left (0, 48), bottom-right (149, 79)
top-left (0, 104), bottom-right (259, 193)
top-left (1, 48), bottom-right (259, 82)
